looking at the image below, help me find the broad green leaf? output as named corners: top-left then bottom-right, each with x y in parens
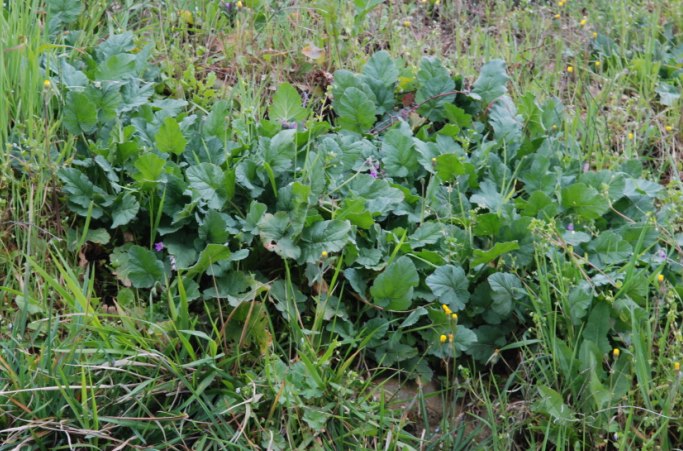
top-left (472, 59), bottom-right (509, 106)
top-left (568, 282), bottom-right (593, 325)
top-left (203, 100), bottom-right (230, 139)
top-left (454, 326), bottom-right (478, 352)
top-left (473, 213), bottom-right (502, 236)
top-left (489, 96), bottom-right (522, 146)
top-left (258, 212), bottom-right (301, 260)
top-left (434, 153), bottom-right (474, 182)
top-left (488, 272), bottom-right (524, 316)
top-left (184, 244), bottom-right (231, 277)
top-left (186, 162), bottom-right (228, 209)
top-left (87, 86), bottom-right (123, 124)
top-left (110, 192), bottom-right (140, 228)
top-left (94, 53), bottom-right (137, 81)
top-left (133, 153), bottom-right (166, 190)
top-left (111, 245), bottom-right (165, 289)
top-left (362, 51), bottom-right (399, 86)
top-left (63, 91), bottom-right (98, 135)
top-left (426, 265), bottom-right (470, 311)
top-left (470, 180), bottom-right (505, 212)
top-left (536, 385), bottom-right (575, 423)
top-left (656, 82), bottom-right (680, 106)
top-left (472, 241), bottom-right (520, 266)
top-left (336, 87), bottom-right (376, 133)
top-left (300, 220), bottom-right (353, 263)
top-left (415, 57), bottom-right (455, 121)
top-left (409, 222), bottom-right (443, 248)
top-left (199, 210), bottom-right (232, 244)
top-left (346, 175), bottom-right (404, 215)
top-left (400, 306), bottom-right (428, 328)
top-left (336, 197), bottom-right (375, 229)
top-left (587, 231), bottom-right (633, 267)
top-left (84, 228), bottom-right (110, 244)
top-left (96, 32), bottom-right (135, 60)
top-left (263, 129), bottom-right (297, 173)
top-left (370, 256), bottom-right (419, 310)
top-left (155, 117), bottom-right (187, 155)
top-left (561, 183), bottom-right (609, 220)
top-left (269, 83), bottom-right (308, 122)
top-left (381, 122), bottom-right (419, 177)
top-left (57, 168), bottom-right (106, 218)
top-left (582, 302), bottom-right (611, 353)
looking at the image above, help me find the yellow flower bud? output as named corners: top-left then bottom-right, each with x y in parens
top-left (321, 251), bottom-right (329, 258)
top-left (554, 13), bottom-right (561, 19)
top-left (627, 132), bottom-right (634, 140)
top-left (594, 61), bottom-right (601, 67)
top-left (566, 65), bottom-right (573, 73)
top-left (439, 334), bottom-right (447, 344)
top-left (665, 125), bottom-right (673, 132)
top-left (592, 32), bottom-right (598, 39)
top-left (43, 79), bottom-right (51, 89)
top-left (179, 9), bottom-right (194, 25)
top-left (236, 1), bottom-right (243, 7)
top-left (451, 313), bottom-right (458, 321)
top-left (657, 274), bottom-right (664, 283)
top-left (580, 18), bottom-right (587, 26)
top-left (403, 20), bottom-right (412, 27)
top-left (674, 362), bottom-right (680, 372)
top-left (612, 348), bottom-right (620, 358)
top-left (441, 304), bottom-right (452, 315)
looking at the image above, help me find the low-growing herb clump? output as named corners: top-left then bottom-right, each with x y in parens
top-left (55, 38), bottom-right (680, 380)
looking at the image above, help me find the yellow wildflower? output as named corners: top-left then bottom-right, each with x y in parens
top-left (321, 250), bottom-right (329, 258)
top-left (451, 313), bottom-right (458, 321)
top-left (627, 132), bottom-right (634, 140)
top-left (440, 334), bottom-right (447, 344)
top-left (554, 13), bottom-right (561, 19)
top-left (594, 61), bottom-right (601, 67)
top-left (403, 20), bottom-right (412, 27)
top-left (580, 18), bottom-right (587, 26)
top-left (592, 32), bottom-right (598, 38)
top-left (236, 1), bottom-right (243, 7)
top-left (665, 125), bottom-right (673, 132)
top-left (675, 362), bottom-right (681, 372)
top-left (566, 65), bottom-right (574, 73)
top-left (612, 348), bottom-right (620, 358)
top-left (179, 9), bottom-right (194, 25)
top-left (43, 79), bottom-right (51, 89)
top-left (441, 304), bottom-right (452, 315)
top-left (657, 274), bottom-right (664, 283)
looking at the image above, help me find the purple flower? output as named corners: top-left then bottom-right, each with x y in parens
top-left (154, 242), bottom-right (165, 252)
top-left (367, 158), bottom-right (380, 179)
top-left (657, 249), bottom-right (667, 261)
top-left (566, 223), bottom-right (574, 232)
